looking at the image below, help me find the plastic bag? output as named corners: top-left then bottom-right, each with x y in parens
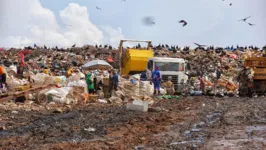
top-left (44, 87), bottom-right (75, 104)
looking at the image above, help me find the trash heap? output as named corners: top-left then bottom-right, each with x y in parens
top-left (0, 46), bottom-right (119, 70)
top-left (154, 49), bottom-right (264, 95)
top-left (1, 44), bottom-right (266, 103)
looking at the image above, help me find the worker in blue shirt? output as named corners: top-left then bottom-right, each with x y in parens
top-left (152, 65), bottom-right (161, 95)
top-left (112, 70), bottom-right (119, 91)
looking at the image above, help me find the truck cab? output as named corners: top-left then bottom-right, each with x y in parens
top-left (146, 57), bottom-right (186, 92)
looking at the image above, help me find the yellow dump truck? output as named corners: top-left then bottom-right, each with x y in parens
top-left (239, 57), bottom-right (266, 96)
top-left (119, 39), bottom-right (153, 75)
top-left (119, 39), bottom-right (187, 92)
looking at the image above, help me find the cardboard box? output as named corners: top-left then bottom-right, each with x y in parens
top-left (103, 78), bottom-right (110, 86)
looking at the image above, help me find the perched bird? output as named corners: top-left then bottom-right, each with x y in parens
top-left (72, 44), bottom-right (76, 48)
top-left (34, 43), bottom-right (37, 47)
top-left (179, 20), bottom-right (187, 27)
top-left (239, 16), bottom-right (251, 22)
top-left (44, 45), bottom-right (47, 49)
top-left (96, 6), bottom-right (101, 10)
top-left (248, 23), bottom-right (255, 26)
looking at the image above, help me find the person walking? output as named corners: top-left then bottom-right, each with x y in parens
top-left (152, 65), bottom-right (161, 95)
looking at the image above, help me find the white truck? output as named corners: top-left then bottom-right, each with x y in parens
top-left (146, 57), bottom-right (186, 93)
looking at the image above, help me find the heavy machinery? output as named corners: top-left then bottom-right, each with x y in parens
top-left (146, 57), bottom-right (186, 92)
top-left (119, 39), bottom-right (186, 92)
top-left (119, 39), bottom-right (153, 75)
top-left (238, 57), bottom-right (266, 96)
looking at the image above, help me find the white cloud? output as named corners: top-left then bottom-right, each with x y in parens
top-left (101, 26), bottom-right (125, 44)
top-left (0, 0), bottom-right (125, 48)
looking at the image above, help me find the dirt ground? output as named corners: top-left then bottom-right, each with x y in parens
top-left (1, 96), bottom-right (266, 150)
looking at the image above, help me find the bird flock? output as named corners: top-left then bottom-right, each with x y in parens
top-left (239, 16), bottom-right (255, 26)
top-left (95, 0), bottom-right (256, 28)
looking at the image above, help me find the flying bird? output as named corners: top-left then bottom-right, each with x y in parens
top-left (179, 20), bottom-right (187, 27)
top-left (239, 16), bottom-right (251, 22)
top-left (72, 44), bottom-right (76, 48)
top-left (96, 6), bottom-right (101, 10)
top-left (121, 0), bottom-right (126, 1)
top-left (229, 3), bottom-right (232, 6)
top-left (194, 43), bottom-right (207, 47)
top-left (142, 17), bottom-right (155, 26)
top-left (248, 23), bottom-right (255, 26)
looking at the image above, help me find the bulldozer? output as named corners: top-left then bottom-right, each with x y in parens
top-left (238, 57), bottom-right (266, 96)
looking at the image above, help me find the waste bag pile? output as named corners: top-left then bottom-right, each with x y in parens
top-left (0, 44), bottom-right (266, 103)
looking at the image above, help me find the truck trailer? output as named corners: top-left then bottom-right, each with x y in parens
top-left (238, 57), bottom-right (266, 96)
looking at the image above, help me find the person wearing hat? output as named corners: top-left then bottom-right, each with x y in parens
top-left (152, 65), bottom-right (161, 95)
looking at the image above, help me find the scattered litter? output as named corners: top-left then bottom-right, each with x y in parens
top-left (127, 100), bottom-right (149, 112)
top-left (84, 127), bottom-right (96, 132)
top-left (11, 111), bottom-right (18, 114)
top-left (98, 99), bottom-right (108, 103)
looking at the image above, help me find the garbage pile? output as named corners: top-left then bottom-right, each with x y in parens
top-left (1, 44), bottom-right (266, 103)
top-left (164, 49), bottom-right (265, 96)
top-left (0, 45), bottom-right (118, 71)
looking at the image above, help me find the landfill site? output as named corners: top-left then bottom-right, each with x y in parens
top-left (1, 42), bottom-right (266, 150)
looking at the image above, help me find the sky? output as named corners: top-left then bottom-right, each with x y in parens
top-left (0, 0), bottom-right (265, 48)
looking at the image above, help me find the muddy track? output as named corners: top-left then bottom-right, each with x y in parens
top-left (1, 97), bottom-right (266, 150)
